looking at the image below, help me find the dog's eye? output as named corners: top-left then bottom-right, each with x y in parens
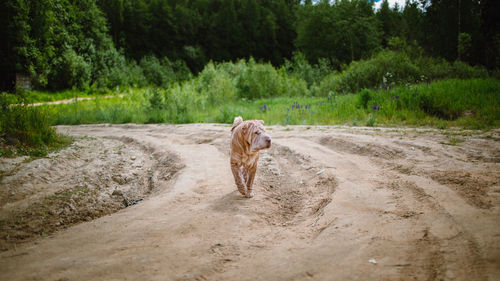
top-left (255, 131), bottom-right (260, 135)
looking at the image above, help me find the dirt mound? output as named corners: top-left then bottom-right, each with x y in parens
top-left (0, 136), bottom-right (183, 250)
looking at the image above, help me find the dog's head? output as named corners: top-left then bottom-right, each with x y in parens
top-left (232, 117), bottom-right (271, 152)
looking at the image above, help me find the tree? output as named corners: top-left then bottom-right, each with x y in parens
top-left (376, 0), bottom-right (401, 47)
top-left (295, 0), bottom-right (380, 67)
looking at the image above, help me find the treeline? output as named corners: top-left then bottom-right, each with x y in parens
top-left (1, 0), bottom-right (499, 91)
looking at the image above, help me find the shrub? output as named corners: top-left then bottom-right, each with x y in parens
top-left (357, 89), bottom-right (372, 109)
top-left (216, 104), bottom-right (239, 124)
top-left (283, 52), bottom-right (334, 87)
top-left (194, 58), bottom-right (308, 102)
top-left (49, 47), bottom-right (92, 90)
top-left (0, 93), bottom-right (60, 149)
top-left (450, 61), bottom-right (488, 79)
top-left (94, 50), bottom-right (146, 88)
top-left (195, 62), bottom-right (237, 105)
top-left (140, 56), bottom-right (174, 87)
top-left (236, 58), bottom-right (283, 99)
top-left (317, 50), bottom-right (419, 95)
top-left (236, 58), bottom-right (309, 100)
top-left (414, 57), bottom-right (452, 81)
top-left (138, 56), bottom-right (192, 88)
top-left (317, 50), bottom-right (490, 96)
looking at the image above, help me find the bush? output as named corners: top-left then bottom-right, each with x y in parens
top-left (236, 58), bottom-right (309, 100)
top-left (138, 56), bottom-right (192, 88)
top-left (0, 93), bottom-right (60, 149)
top-left (317, 50), bottom-right (490, 96)
top-left (357, 89), bottom-right (372, 109)
top-left (140, 56), bottom-right (174, 87)
top-left (216, 104), bottom-right (239, 124)
top-left (450, 61), bottom-right (488, 79)
top-left (283, 52), bottom-right (334, 87)
top-left (193, 58), bottom-right (308, 103)
top-left (49, 47), bottom-right (92, 90)
top-left (195, 62), bottom-right (237, 105)
top-left (93, 48), bottom-right (146, 89)
top-left (236, 58), bottom-right (283, 99)
top-left (415, 57), bottom-right (488, 81)
top-left (317, 50), bottom-right (419, 95)
top-left (414, 57), bottom-right (452, 81)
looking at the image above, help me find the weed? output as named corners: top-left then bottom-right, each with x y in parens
top-left (366, 114), bottom-right (376, 127)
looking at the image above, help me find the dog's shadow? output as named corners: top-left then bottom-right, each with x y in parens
top-left (211, 190), bottom-right (253, 213)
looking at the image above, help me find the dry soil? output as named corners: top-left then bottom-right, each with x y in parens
top-left (0, 124), bottom-right (499, 281)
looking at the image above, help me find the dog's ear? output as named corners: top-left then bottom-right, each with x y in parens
top-left (257, 120), bottom-right (264, 125)
top-left (231, 116), bottom-right (243, 132)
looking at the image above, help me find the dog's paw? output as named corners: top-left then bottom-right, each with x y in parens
top-left (245, 191), bottom-right (254, 198)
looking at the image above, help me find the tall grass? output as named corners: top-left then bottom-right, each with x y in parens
top-left (216, 79), bottom-right (499, 128)
top-left (47, 78), bottom-right (500, 129)
top-left (0, 94), bottom-right (71, 156)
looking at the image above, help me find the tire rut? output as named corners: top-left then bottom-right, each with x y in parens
top-left (303, 135), bottom-right (488, 280)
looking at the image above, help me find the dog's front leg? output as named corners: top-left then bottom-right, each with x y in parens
top-left (245, 163), bottom-right (258, 198)
top-left (231, 162), bottom-right (247, 195)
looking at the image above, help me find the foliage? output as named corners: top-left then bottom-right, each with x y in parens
top-left (46, 78), bottom-right (500, 130)
top-left (357, 89), bottom-right (372, 109)
top-left (316, 49), bottom-right (490, 96)
top-left (458, 33), bottom-right (472, 61)
top-left (0, 93), bottom-right (70, 156)
top-left (190, 58), bottom-right (308, 102)
top-left (317, 50), bottom-right (420, 95)
top-left (295, 0), bottom-right (380, 67)
top-left (235, 58), bottom-right (308, 100)
top-left (283, 52), bottom-right (334, 87)
top-left (3, 0), bottom-right (500, 93)
top-left (98, 0), bottom-right (296, 70)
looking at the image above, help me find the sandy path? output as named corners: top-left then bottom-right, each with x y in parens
top-left (1, 124), bottom-right (499, 280)
top-left (26, 94), bottom-right (124, 107)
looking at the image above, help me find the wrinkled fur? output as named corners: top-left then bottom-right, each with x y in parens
top-left (230, 116), bottom-right (271, 198)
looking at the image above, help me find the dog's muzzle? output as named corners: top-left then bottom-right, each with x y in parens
top-left (265, 136), bottom-right (272, 148)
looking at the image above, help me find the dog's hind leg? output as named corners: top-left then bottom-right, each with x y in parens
top-left (231, 162), bottom-right (247, 195)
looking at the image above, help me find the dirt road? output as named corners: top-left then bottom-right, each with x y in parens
top-left (28, 95), bottom-right (124, 107)
top-left (1, 124), bottom-right (499, 280)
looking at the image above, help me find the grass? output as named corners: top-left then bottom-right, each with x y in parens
top-left (1, 93), bottom-right (73, 157)
top-left (42, 78), bottom-right (499, 129)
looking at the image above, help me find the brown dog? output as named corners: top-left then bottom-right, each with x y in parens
top-left (230, 116), bottom-right (271, 198)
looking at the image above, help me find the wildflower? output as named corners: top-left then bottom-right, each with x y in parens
top-left (372, 104), bottom-right (380, 111)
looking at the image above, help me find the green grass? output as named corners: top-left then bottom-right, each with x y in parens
top-left (1, 93), bottom-right (73, 157)
top-left (45, 78), bottom-right (500, 129)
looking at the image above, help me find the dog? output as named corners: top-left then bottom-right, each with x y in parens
top-left (230, 116), bottom-right (271, 198)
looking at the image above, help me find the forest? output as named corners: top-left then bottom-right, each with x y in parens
top-left (1, 0), bottom-right (499, 91)
top-left (1, 0), bottom-right (500, 152)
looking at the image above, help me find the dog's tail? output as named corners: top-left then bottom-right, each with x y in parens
top-left (231, 116), bottom-right (243, 132)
